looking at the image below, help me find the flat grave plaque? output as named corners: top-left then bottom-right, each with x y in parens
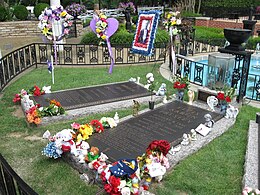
top-left (88, 101), bottom-right (223, 162)
top-left (31, 82), bottom-right (150, 110)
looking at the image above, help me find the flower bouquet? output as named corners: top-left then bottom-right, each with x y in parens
top-left (242, 187), bottom-right (260, 195)
top-left (216, 87), bottom-right (235, 113)
top-left (173, 75), bottom-right (189, 101)
top-left (38, 99), bottom-right (65, 117)
top-left (163, 11), bottom-right (182, 34)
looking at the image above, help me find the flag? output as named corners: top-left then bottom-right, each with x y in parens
top-left (47, 60), bottom-right (53, 73)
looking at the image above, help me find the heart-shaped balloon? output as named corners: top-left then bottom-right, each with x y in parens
top-left (90, 18), bottom-right (119, 38)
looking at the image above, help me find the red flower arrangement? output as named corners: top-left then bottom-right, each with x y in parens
top-left (217, 92), bottom-right (231, 103)
top-left (13, 89), bottom-right (28, 103)
top-left (173, 75), bottom-right (189, 90)
top-left (146, 140), bottom-right (171, 156)
top-left (173, 81), bottom-right (186, 89)
top-left (216, 88), bottom-right (235, 105)
top-left (29, 85), bottom-right (45, 96)
top-left (26, 106), bottom-right (41, 125)
top-left (104, 175), bottom-right (121, 195)
top-left (90, 119), bottom-right (104, 133)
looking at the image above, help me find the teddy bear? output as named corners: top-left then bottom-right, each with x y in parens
top-left (156, 83), bottom-right (166, 96)
top-left (88, 152), bottom-right (108, 169)
top-left (54, 129), bottom-right (76, 155)
top-left (76, 141), bottom-right (90, 163)
top-left (85, 146), bottom-right (99, 163)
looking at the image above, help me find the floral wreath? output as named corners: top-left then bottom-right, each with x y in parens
top-left (38, 5), bottom-right (74, 41)
top-left (95, 12), bottom-right (108, 42)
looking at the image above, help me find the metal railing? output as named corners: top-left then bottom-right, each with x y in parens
top-left (0, 42), bottom-right (167, 92)
top-left (176, 55), bottom-right (260, 101)
top-left (0, 153), bottom-right (38, 195)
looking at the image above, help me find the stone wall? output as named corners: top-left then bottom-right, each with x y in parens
top-left (195, 17), bottom-right (260, 35)
top-left (0, 20), bottom-right (85, 38)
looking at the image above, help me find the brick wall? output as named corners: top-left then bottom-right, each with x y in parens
top-left (195, 18), bottom-right (260, 35)
top-left (0, 21), bottom-right (84, 38)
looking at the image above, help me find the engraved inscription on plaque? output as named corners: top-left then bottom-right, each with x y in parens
top-left (31, 82), bottom-right (150, 110)
top-left (88, 101), bottom-right (222, 162)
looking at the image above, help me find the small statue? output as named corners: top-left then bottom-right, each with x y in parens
top-left (156, 83), bottom-right (166, 96)
top-left (188, 89), bottom-right (195, 105)
top-left (132, 100), bottom-right (140, 117)
top-left (204, 114), bottom-right (214, 128)
top-left (225, 105), bottom-right (239, 119)
top-left (207, 96), bottom-right (218, 111)
top-left (144, 73), bottom-right (154, 89)
top-left (190, 129), bottom-right (197, 141)
top-left (181, 133), bottom-right (190, 145)
top-left (114, 112), bottom-right (119, 124)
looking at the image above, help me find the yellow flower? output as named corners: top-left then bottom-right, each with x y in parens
top-left (60, 11), bottom-right (67, 17)
top-left (96, 28), bottom-right (101, 33)
top-left (101, 35), bottom-right (106, 40)
top-left (99, 13), bottom-right (107, 19)
top-left (171, 21), bottom-right (177, 26)
top-left (42, 27), bottom-right (51, 36)
top-left (79, 124), bottom-right (93, 140)
top-left (167, 13), bottom-right (172, 19)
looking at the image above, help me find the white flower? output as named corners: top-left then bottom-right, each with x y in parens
top-left (176, 19), bottom-right (182, 25)
top-left (39, 107), bottom-right (44, 111)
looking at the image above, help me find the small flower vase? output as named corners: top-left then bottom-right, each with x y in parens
top-left (220, 103), bottom-right (228, 115)
top-left (176, 90), bottom-right (184, 101)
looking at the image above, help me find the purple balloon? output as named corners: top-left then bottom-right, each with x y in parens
top-left (90, 18), bottom-right (119, 38)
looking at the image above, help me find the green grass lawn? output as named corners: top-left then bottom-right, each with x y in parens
top-left (0, 64), bottom-right (259, 195)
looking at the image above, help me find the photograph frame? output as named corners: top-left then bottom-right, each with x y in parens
top-left (131, 10), bottom-right (161, 56)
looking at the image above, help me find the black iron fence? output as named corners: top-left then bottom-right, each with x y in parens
top-left (176, 55), bottom-right (260, 101)
top-left (0, 42), bottom-right (167, 92)
top-left (0, 153), bottom-right (38, 195)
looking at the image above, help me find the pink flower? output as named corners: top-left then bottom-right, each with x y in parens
top-left (71, 122), bottom-right (80, 130)
top-left (255, 189), bottom-right (260, 194)
top-left (64, 28), bottom-right (69, 35)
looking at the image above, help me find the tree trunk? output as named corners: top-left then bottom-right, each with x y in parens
top-left (197, 0), bottom-right (201, 14)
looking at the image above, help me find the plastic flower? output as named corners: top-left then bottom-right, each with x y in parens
top-left (60, 11), bottom-right (67, 17)
top-left (217, 88), bottom-right (234, 105)
top-left (42, 27), bottom-right (51, 36)
top-left (173, 75), bottom-right (189, 90)
top-left (90, 120), bottom-right (104, 133)
top-left (78, 124), bottom-right (93, 140)
top-left (71, 122), bottom-right (80, 130)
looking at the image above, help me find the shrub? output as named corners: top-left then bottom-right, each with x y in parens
top-left (13, 5), bottom-right (28, 20)
top-left (194, 26), bottom-right (225, 46)
top-left (21, 0), bottom-right (37, 6)
top-left (132, 15), bottom-right (138, 25)
top-left (0, 6), bottom-right (7, 21)
top-left (181, 11), bottom-right (202, 18)
top-left (80, 24), bottom-right (170, 46)
top-left (34, 3), bottom-right (49, 18)
top-left (246, 37), bottom-right (260, 50)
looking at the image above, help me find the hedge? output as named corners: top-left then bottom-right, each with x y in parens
top-left (13, 5), bottom-right (28, 20)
